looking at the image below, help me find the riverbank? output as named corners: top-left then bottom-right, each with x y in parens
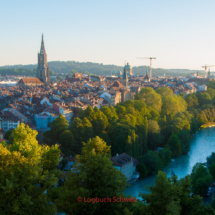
top-left (124, 127), bottom-right (215, 199)
top-left (201, 122), bottom-right (215, 129)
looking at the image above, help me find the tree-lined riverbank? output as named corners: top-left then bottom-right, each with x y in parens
top-left (125, 127), bottom-right (215, 199)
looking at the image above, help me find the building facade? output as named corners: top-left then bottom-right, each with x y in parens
top-left (111, 153), bottom-right (139, 182)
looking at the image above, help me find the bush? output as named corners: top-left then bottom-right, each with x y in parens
top-left (136, 163), bottom-right (148, 178)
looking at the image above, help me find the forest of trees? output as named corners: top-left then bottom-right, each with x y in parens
top-left (1, 61), bottom-right (206, 76)
top-left (43, 85), bottom-right (215, 179)
top-left (1, 123), bottom-right (215, 214)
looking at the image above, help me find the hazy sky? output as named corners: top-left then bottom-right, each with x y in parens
top-left (1, 0), bottom-right (215, 70)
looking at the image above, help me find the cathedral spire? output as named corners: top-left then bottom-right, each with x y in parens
top-left (40, 34), bottom-right (45, 54)
top-left (37, 34), bottom-right (50, 85)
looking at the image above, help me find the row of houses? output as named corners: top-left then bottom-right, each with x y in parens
top-left (0, 72), bottom-right (209, 136)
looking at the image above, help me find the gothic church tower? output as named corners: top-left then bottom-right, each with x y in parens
top-left (37, 34), bottom-right (50, 85)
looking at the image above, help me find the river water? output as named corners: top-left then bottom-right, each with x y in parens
top-left (124, 127), bottom-right (215, 199)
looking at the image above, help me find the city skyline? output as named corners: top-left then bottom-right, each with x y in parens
top-left (1, 0), bottom-right (215, 70)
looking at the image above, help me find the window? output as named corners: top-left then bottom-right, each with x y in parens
top-left (9, 120), bottom-right (13, 128)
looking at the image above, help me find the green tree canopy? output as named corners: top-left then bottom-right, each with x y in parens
top-left (56, 137), bottom-right (132, 215)
top-left (139, 150), bottom-right (161, 175)
top-left (197, 92), bottom-right (212, 106)
top-left (59, 130), bottom-right (76, 156)
top-left (76, 136), bottom-right (111, 164)
top-left (161, 95), bottom-right (187, 117)
top-left (0, 123), bottom-right (60, 215)
top-left (185, 93), bottom-right (199, 108)
top-left (191, 163), bottom-right (213, 195)
top-left (139, 171), bottom-right (214, 215)
top-left (43, 113), bottom-right (68, 145)
top-left (135, 87), bottom-right (162, 112)
top-left (156, 87), bottom-right (173, 97)
top-left (207, 152), bottom-right (215, 168)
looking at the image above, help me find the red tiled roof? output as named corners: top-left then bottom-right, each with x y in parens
top-left (19, 78), bottom-right (43, 84)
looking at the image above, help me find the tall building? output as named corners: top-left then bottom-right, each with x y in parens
top-left (124, 62), bottom-right (133, 76)
top-left (37, 34), bottom-right (50, 85)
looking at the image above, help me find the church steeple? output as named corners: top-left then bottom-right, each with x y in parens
top-left (37, 34), bottom-right (50, 85)
top-left (40, 34), bottom-right (46, 54)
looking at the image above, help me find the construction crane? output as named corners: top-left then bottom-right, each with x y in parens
top-left (202, 64), bottom-right (215, 78)
top-left (137, 57), bottom-right (156, 78)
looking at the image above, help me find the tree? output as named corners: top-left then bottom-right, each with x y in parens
top-left (140, 150), bottom-right (161, 175)
top-left (161, 95), bottom-right (187, 117)
top-left (158, 148), bottom-right (172, 168)
top-left (135, 87), bottom-right (162, 112)
top-left (167, 133), bottom-right (182, 157)
top-left (3, 129), bottom-right (13, 140)
top-left (91, 110), bottom-right (109, 135)
top-left (179, 130), bottom-right (191, 154)
top-left (185, 94), bottom-right (199, 108)
top-left (56, 137), bottom-right (132, 215)
top-left (147, 120), bottom-right (162, 150)
top-left (207, 152), bottom-right (215, 168)
top-left (197, 93), bottom-right (212, 106)
top-left (82, 117), bottom-right (94, 142)
top-left (136, 163), bottom-right (148, 178)
top-left (191, 163), bottom-right (213, 195)
top-left (167, 112), bottom-right (192, 133)
top-left (139, 171), bottom-right (214, 215)
top-left (115, 105), bottom-right (126, 117)
top-left (148, 108), bottom-right (160, 121)
top-left (0, 123), bottom-right (60, 215)
top-left (100, 106), bottom-right (118, 124)
top-left (84, 105), bottom-right (95, 121)
top-left (209, 164), bottom-right (215, 180)
top-left (59, 157), bottom-right (68, 171)
top-left (76, 136), bottom-right (111, 164)
top-left (69, 118), bottom-right (85, 154)
top-left (123, 99), bottom-right (134, 108)
top-left (140, 171), bottom-right (181, 215)
top-left (207, 88), bottom-right (215, 99)
top-left (77, 108), bottom-right (85, 119)
top-left (133, 100), bottom-right (147, 113)
top-left (59, 130), bottom-right (76, 155)
top-left (108, 122), bottom-right (130, 156)
top-left (43, 113), bottom-right (69, 145)
top-left (207, 81), bottom-right (215, 90)
top-left (190, 117), bottom-right (198, 133)
top-left (156, 87), bottom-right (173, 97)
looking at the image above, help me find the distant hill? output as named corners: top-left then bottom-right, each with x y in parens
top-left (0, 61), bottom-right (205, 77)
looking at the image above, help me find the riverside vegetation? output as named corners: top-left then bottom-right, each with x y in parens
top-left (44, 82), bottom-right (215, 178)
top-left (2, 82), bottom-right (215, 214)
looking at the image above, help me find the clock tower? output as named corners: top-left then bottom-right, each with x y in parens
top-left (37, 34), bottom-right (50, 85)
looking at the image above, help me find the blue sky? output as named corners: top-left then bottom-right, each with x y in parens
top-left (1, 0), bottom-right (215, 70)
